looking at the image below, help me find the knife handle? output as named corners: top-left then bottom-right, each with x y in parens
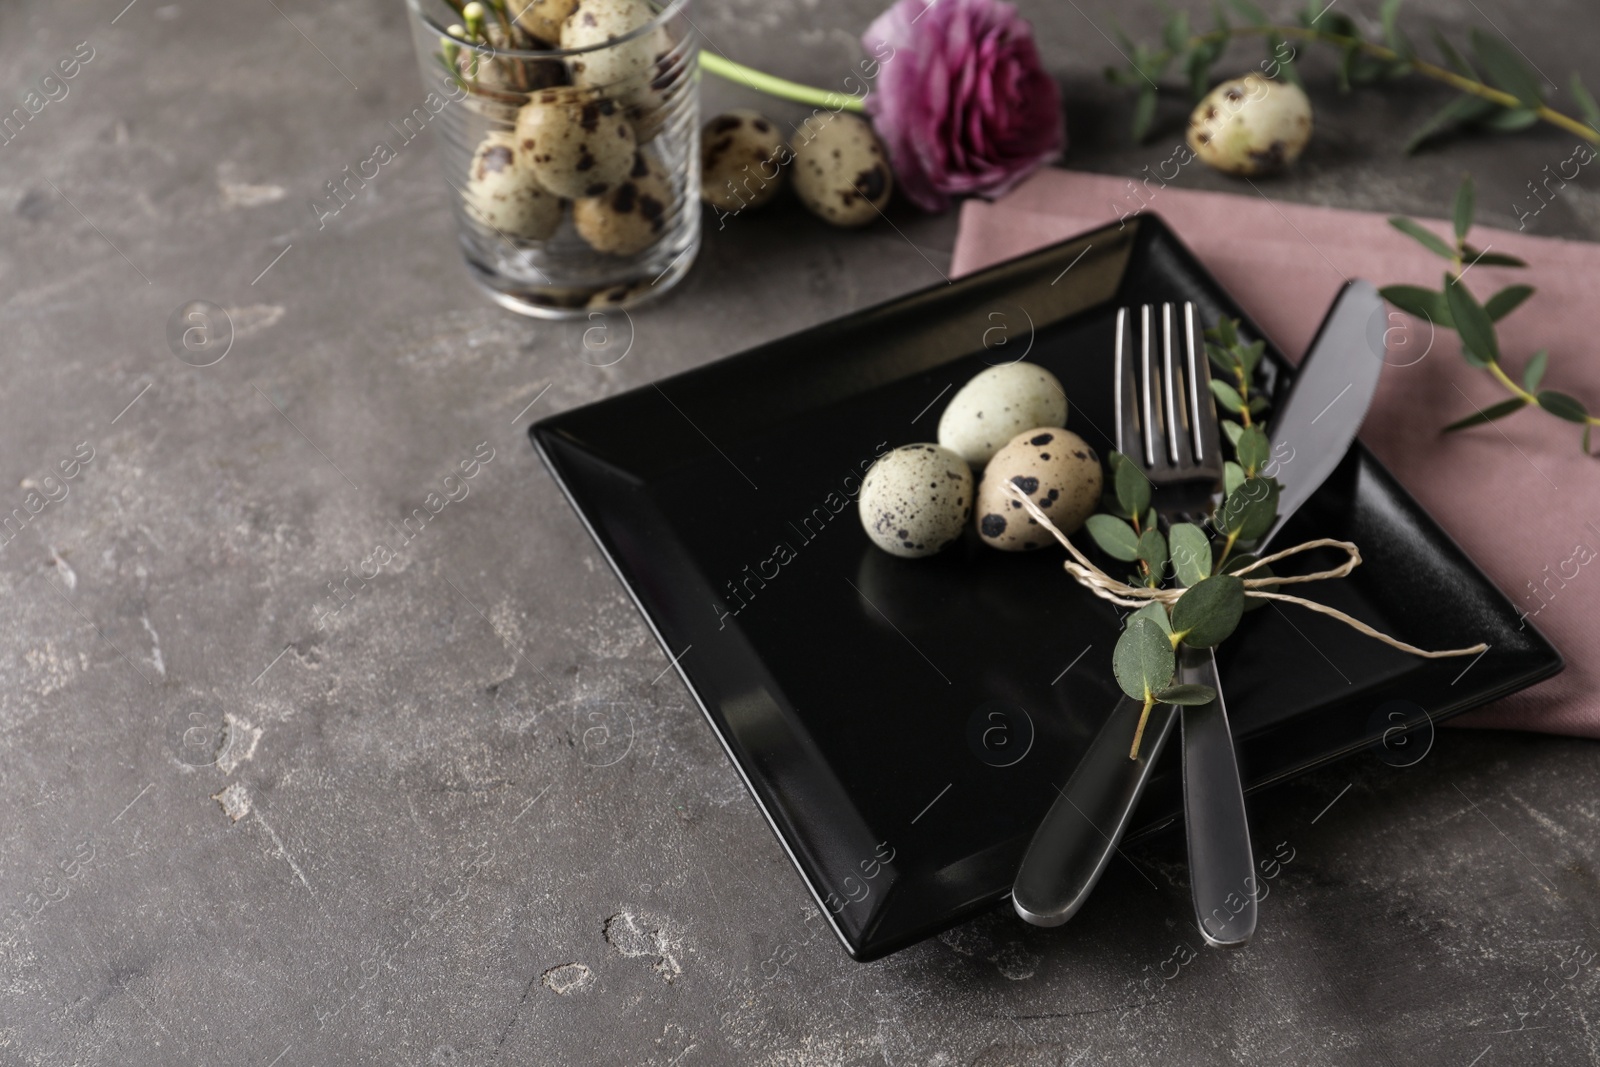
top-left (1179, 646), bottom-right (1257, 946)
top-left (1013, 696), bottom-right (1178, 927)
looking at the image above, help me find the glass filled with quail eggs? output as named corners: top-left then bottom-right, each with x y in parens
top-left (406, 0), bottom-right (699, 317)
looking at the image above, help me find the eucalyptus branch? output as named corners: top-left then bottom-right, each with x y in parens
top-left (1111, 0), bottom-right (1600, 150)
top-left (1382, 175), bottom-right (1599, 454)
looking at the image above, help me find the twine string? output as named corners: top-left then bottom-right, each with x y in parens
top-left (1005, 484), bottom-right (1487, 660)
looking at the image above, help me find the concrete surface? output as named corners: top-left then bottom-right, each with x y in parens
top-left (2, 0), bottom-right (1599, 1064)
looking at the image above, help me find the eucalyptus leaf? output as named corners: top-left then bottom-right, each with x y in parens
top-left (1222, 553), bottom-right (1272, 611)
top-left (1240, 339), bottom-right (1266, 377)
top-left (1223, 460), bottom-right (1246, 496)
top-left (1335, 42), bottom-right (1357, 94)
top-left (1573, 73), bottom-right (1600, 132)
top-left (1380, 0), bottom-right (1408, 55)
top-left (1171, 574), bottom-right (1245, 648)
top-left (1222, 421), bottom-right (1245, 448)
top-left (1226, 0), bottom-right (1268, 25)
top-left (1470, 27), bottom-right (1545, 109)
top-left (1431, 29), bottom-right (1476, 78)
top-left (1114, 616), bottom-right (1175, 702)
top-left (1134, 600), bottom-right (1172, 635)
top-left (1210, 379), bottom-right (1245, 414)
top-left (1442, 396), bottom-right (1527, 432)
top-left (1485, 284), bottom-right (1534, 322)
top-left (1169, 522), bottom-right (1213, 587)
top-left (1155, 683), bottom-right (1217, 706)
top-left (1211, 317), bottom-right (1239, 348)
top-left (1452, 175), bottom-right (1475, 241)
top-left (1219, 477), bottom-right (1278, 541)
top-left (1237, 477), bottom-right (1279, 541)
top-left (1085, 513), bottom-right (1140, 561)
top-left (1443, 275), bottom-right (1499, 368)
top-left (1522, 349), bottom-right (1549, 392)
top-left (1115, 459), bottom-right (1152, 517)
top-left (1132, 85), bottom-right (1158, 143)
top-left (1185, 48), bottom-right (1212, 101)
top-left (1380, 284), bottom-right (1452, 327)
top-left (1389, 216), bottom-right (1455, 258)
top-left (1206, 341), bottom-right (1237, 376)
top-left (1537, 389), bottom-right (1589, 424)
top-left (1267, 33), bottom-right (1301, 87)
top-left (1463, 247), bottom-right (1527, 268)
top-left (1479, 107), bottom-right (1539, 131)
top-left (1404, 94), bottom-right (1495, 154)
top-left (1137, 527), bottom-right (1170, 579)
top-left (1163, 11), bottom-right (1189, 52)
top-left (1236, 425), bottom-right (1269, 473)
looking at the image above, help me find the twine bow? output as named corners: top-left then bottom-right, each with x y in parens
top-left (1005, 484), bottom-right (1488, 660)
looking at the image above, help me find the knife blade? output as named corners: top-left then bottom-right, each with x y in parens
top-left (1179, 278), bottom-right (1387, 946)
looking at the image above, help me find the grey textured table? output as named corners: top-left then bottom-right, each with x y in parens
top-left (3, 0), bottom-right (1599, 1064)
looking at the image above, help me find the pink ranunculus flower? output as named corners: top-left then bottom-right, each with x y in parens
top-left (861, 0), bottom-right (1064, 213)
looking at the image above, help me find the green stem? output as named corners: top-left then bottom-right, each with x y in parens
top-left (1129, 695), bottom-right (1156, 760)
top-left (1215, 530), bottom-right (1240, 572)
top-left (1485, 359), bottom-right (1536, 405)
top-left (699, 51), bottom-right (867, 114)
top-left (1154, 25), bottom-right (1599, 145)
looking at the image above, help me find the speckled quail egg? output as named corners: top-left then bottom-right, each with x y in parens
top-left (561, 0), bottom-right (672, 92)
top-left (514, 90), bottom-right (637, 198)
top-left (700, 110), bottom-right (787, 211)
top-left (975, 429), bottom-right (1102, 551)
top-left (512, 0), bottom-right (578, 46)
top-left (792, 113), bottom-right (892, 227)
top-left (462, 131), bottom-right (563, 240)
top-left (937, 362), bottom-right (1069, 467)
top-left (573, 151), bottom-right (673, 255)
top-left (1187, 74), bottom-right (1313, 176)
top-left (858, 444), bottom-right (974, 558)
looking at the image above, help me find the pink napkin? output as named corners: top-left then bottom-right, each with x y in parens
top-left (952, 168), bottom-right (1600, 738)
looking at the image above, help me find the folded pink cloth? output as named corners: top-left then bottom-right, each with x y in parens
top-left (952, 167), bottom-right (1600, 738)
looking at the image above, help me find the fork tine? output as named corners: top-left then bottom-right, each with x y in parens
top-left (1114, 306), bottom-right (1128, 457)
top-left (1184, 302), bottom-right (1203, 463)
top-left (1162, 303), bottom-right (1182, 465)
top-left (1140, 304), bottom-right (1157, 468)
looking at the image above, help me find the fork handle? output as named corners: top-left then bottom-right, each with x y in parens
top-left (1013, 696), bottom-right (1178, 927)
top-left (1179, 645), bottom-right (1257, 946)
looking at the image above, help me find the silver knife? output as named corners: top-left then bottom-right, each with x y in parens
top-left (1012, 279), bottom-right (1386, 933)
top-left (1181, 278), bottom-right (1387, 946)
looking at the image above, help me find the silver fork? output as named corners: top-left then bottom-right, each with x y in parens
top-left (1114, 301), bottom-right (1256, 947)
top-left (1012, 301), bottom-right (1256, 946)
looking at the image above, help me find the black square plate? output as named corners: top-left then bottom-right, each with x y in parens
top-left (530, 215), bottom-right (1561, 961)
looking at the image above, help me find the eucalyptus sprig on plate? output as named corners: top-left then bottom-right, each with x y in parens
top-left (1084, 318), bottom-right (1282, 757)
top-left (1382, 174), bottom-right (1600, 453)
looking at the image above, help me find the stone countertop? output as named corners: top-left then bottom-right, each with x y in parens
top-left (1, 0), bottom-right (1598, 1064)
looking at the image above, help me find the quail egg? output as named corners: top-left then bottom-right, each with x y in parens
top-left (512, 0), bottom-right (578, 46)
top-left (975, 429), bottom-right (1102, 550)
top-left (462, 131), bottom-right (563, 240)
top-left (792, 113), bottom-right (892, 227)
top-left (700, 110), bottom-right (787, 211)
top-left (514, 90), bottom-right (638, 198)
top-left (572, 150), bottom-right (673, 255)
top-left (858, 444), bottom-right (974, 558)
top-left (561, 0), bottom-right (671, 92)
top-left (1187, 74), bottom-right (1313, 176)
top-left (937, 362), bottom-right (1068, 467)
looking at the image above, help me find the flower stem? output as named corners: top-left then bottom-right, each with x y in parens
top-left (1160, 26), bottom-right (1599, 145)
top-left (699, 51), bottom-right (867, 114)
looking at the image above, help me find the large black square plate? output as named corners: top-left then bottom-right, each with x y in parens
top-left (530, 215), bottom-right (1561, 961)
